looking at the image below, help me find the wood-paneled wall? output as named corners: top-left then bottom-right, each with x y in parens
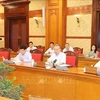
top-left (45, 0), bottom-right (66, 49)
top-left (0, 0), bottom-right (93, 51)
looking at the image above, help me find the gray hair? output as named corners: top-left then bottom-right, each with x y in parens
top-left (54, 44), bottom-right (61, 49)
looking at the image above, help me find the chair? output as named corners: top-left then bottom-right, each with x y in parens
top-left (0, 48), bottom-right (10, 59)
top-left (36, 45), bottom-right (45, 53)
top-left (73, 47), bottom-right (83, 55)
top-left (98, 48), bottom-right (100, 58)
top-left (98, 52), bottom-right (100, 58)
top-left (0, 51), bottom-right (10, 59)
top-left (31, 52), bottom-right (43, 62)
top-left (64, 51), bottom-right (78, 67)
top-left (0, 47), bottom-right (12, 52)
top-left (30, 49), bottom-right (43, 53)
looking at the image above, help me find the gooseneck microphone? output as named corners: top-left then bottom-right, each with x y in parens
top-left (53, 59), bottom-right (57, 68)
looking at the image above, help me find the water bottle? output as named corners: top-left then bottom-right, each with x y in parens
top-left (97, 67), bottom-right (100, 75)
top-left (31, 59), bottom-right (35, 67)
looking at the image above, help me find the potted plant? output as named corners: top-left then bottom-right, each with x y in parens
top-left (0, 62), bottom-right (25, 100)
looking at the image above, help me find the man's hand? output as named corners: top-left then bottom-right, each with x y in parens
top-left (49, 62), bottom-right (53, 67)
top-left (20, 57), bottom-right (24, 61)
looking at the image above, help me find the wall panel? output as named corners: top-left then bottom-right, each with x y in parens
top-left (48, 0), bottom-right (59, 6)
top-left (0, 37), bottom-right (5, 47)
top-left (67, 5), bottom-right (92, 15)
top-left (29, 0), bottom-right (46, 46)
top-left (0, 5), bottom-right (4, 13)
top-left (29, 18), bottom-right (45, 36)
top-left (46, 0), bottom-right (66, 49)
top-left (67, 14), bottom-right (92, 36)
top-left (29, 38), bottom-right (45, 46)
top-left (0, 5), bottom-right (4, 48)
top-left (67, 0), bottom-right (92, 7)
top-left (48, 9), bottom-right (59, 43)
top-left (0, 20), bottom-right (4, 36)
top-left (29, 0), bottom-right (46, 11)
top-left (0, 18), bottom-right (4, 48)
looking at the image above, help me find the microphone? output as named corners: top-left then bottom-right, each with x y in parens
top-left (53, 59), bottom-right (57, 68)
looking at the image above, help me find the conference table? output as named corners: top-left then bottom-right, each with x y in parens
top-left (9, 52), bottom-right (100, 68)
top-left (8, 62), bottom-right (100, 100)
top-left (78, 57), bottom-right (100, 67)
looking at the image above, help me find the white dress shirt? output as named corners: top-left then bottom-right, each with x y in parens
top-left (94, 61), bottom-right (100, 68)
top-left (63, 46), bottom-right (74, 52)
top-left (45, 48), bottom-right (54, 55)
top-left (47, 52), bottom-right (66, 64)
top-left (27, 46), bottom-right (37, 52)
top-left (14, 51), bottom-right (32, 63)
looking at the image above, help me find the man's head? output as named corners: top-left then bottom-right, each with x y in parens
top-left (50, 42), bottom-right (54, 49)
top-left (54, 44), bottom-right (61, 55)
top-left (19, 45), bottom-right (27, 55)
top-left (29, 41), bottom-right (33, 48)
top-left (65, 43), bottom-right (70, 50)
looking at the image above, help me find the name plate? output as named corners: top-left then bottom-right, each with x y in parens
top-left (84, 67), bottom-right (97, 75)
top-left (29, 95), bottom-right (52, 100)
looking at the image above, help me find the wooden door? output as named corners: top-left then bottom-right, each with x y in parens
top-left (9, 18), bottom-right (27, 51)
top-left (3, 1), bottom-right (30, 52)
top-left (97, 12), bottom-right (100, 48)
top-left (92, 0), bottom-right (100, 48)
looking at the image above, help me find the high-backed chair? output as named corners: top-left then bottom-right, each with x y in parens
top-left (64, 51), bottom-right (78, 67)
top-left (98, 52), bottom-right (100, 58)
top-left (30, 49), bottom-right (43, 53)
top-left (0, 48), bottom-right (12, 52)
top-left (31, 52), bottom-right (43, 62)
top-left (0, 48), bottom-right (10, 59)
top-left (36, 45), bottom-right (45, 53)
top-left (73, 47), bottom-right (83, 55)
top-left (98, 48), bottom-right (100, 58)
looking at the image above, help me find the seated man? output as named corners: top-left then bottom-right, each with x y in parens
top-left (46, 44), bottom-right (66, 67)
top-left (63, 43), bottom-right (74, 52)
top-left (14, 45), bottom-right (32, 63)
top-left (27, 41), bottom-right (37, 52)
top-left (44, 42), bottom-right (54, 55)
